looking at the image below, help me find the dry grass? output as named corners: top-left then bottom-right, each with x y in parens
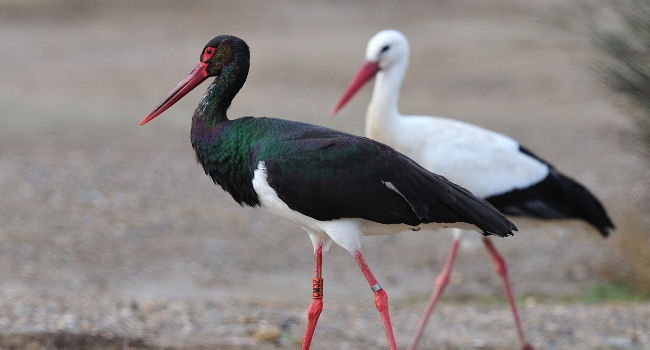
top-left (611, 214), bottom-right (650, 297)
top-left (583, 0), bottom-right (650, 296)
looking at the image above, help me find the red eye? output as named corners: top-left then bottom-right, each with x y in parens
top-left (202, 47), bottom-right (215, 62)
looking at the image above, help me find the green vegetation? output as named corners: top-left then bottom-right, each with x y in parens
top-left (564, 283), bottom-right (646, 303)
top-left (580, 283), bottom-right (643, 303)
top-left (582, 0), bottom-right (650, 297)
top-left (402, 282), bottom-right (648, 306)
top-left (587, 0), bottom-right (650, 154)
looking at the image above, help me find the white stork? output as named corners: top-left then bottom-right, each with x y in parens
top-left (333, 29), bottom-right (614, 350)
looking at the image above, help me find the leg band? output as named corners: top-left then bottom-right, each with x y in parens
top-left (312, 278), bottom-right (323, 299)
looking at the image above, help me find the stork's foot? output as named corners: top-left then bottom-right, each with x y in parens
top-left (522, 343), bottom-right (535, 350)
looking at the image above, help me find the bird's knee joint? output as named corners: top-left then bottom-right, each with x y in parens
top-left (374, 288), bottom-right (389, 312)
top-left (493, 258), bottom-right (507, 275)
top-left (435, 274), bottom-right (450, 287)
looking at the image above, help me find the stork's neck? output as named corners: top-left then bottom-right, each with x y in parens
top-left (193, 62), bottom-right (248, 126)
top-left (366, 61), bottom-right (407, 137)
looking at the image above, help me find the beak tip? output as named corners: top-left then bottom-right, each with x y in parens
top-left (139, 115), bottom-right (152, 126)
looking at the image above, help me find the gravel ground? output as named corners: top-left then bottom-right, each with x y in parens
top-left (0, 0), bottom-right (648, 349)
top-left (0, 292), bottom-right (648, 350)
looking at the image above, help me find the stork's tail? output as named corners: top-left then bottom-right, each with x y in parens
top-left (487, 169), bottom-right (614, 237)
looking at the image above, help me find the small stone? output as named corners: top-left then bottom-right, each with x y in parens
top-left (605, 336), bottom-right (632, 348)
top-left (253, 324), bottom-right (281, 343)
top-left (23, 341), bottom-right (46, 350)
top-left (524, 296), bottom-right (537, 308)
top-left (139, 300), bottom-right (160, 313)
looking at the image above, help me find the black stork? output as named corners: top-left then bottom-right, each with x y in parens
top-left (332, 29), bottom-right (615, 350)
top-left (139, 35), bottom-right (517, 350)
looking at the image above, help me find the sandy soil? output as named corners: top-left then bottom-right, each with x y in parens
top-left (0, 0), bottom-right (648, 349)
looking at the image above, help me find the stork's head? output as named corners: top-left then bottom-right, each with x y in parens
top-left (140, 35), bottom-right (250, 125)
top-left (332, 30), bottom-right (410, 115)
top-left (365, 29), bottom-right (410, 71)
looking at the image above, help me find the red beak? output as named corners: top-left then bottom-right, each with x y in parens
top-left (140, 62), bottom-right (209, 126)
top-left (331, 61), bottom-right (380, 115)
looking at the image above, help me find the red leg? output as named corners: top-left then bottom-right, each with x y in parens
top-left (482, 238), bottom-right (534, 350)
top-left (354, 250), bottom-right (398, 350)
top-left (407, 238), bottom-right (461, 350)
top-left (302, 244), bottom-right (324, 350)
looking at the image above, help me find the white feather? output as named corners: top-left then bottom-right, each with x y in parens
top-left (364, 30), bottom-right (549, 199)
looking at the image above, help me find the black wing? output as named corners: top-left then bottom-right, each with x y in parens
top-left (258, 125), bottom-right (516, 237)
top-left (486, 145), bottom-right (614, 237)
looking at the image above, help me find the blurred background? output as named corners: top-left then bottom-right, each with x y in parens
top-left (0, 0), bottom-right (648, 349)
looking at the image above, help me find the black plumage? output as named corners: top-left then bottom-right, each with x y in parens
top-left (486, 146), bottom-right (614, 236)
top-left (260, 121), bottom-right (517, 237)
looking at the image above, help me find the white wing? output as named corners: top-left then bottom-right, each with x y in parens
top-left (375, 115), bottom-right (549, 198)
